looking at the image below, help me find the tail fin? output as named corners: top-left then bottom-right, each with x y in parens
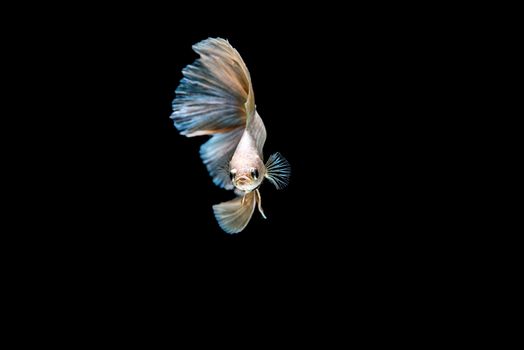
top-left (171, 38), bottom-right (254, 136)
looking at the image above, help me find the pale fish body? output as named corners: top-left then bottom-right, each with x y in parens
top-left (170, 38), bottom-right (290, 234)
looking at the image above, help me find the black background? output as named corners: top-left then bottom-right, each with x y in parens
top-left (21, 7), bottom-right (450, 280)
top-left (4, 5), bottom-right (478, 340)
top-left (4, 5), bottom-right (497, 340)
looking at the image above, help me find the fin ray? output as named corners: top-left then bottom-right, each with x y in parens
top-left (213, 192), bottom-right (256, 234)
top-left (265, 152), bottom-right (291, 189)
top-left (171, 38), bottom-right (255, 137)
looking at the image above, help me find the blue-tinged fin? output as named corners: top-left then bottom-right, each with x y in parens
top-left (265, 152), bottom-right (291, 189)
top-left (171, 38), bottom-right (254, 136)
top-left (200, 128), bottom-right (244, 189)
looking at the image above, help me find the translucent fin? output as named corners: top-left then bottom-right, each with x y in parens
top-left (200, 128), bottom-right (244, 189)
top-left (255, 189), bottom-right (267, 219)
top-left (265, 152), bottom-right (291, 190)
top-left (246, 111), bottom-right (267, 156)
top-left (171, 38), bottom-right (254, 137)
top-left (213, 191), bottom-right (256, 234)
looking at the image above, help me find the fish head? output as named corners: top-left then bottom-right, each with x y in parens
top-left (230, 164), bottom-right (265, 192)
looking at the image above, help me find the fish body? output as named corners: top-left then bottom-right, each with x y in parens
top-left (171, 38), bottom-right (290, 234)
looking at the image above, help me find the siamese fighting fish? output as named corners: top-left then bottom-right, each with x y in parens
top-left (171, 38), bottom-right (290, 234)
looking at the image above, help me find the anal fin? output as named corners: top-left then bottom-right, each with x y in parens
top-left (213, 192), bottom-right (256, 234)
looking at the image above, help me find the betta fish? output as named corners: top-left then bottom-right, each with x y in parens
top-left (170, 38), bottom-right (290, 234)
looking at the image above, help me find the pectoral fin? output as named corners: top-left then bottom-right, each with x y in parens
top-left (213, 192), bottom-right (256, 234)
top-left (265, 152), bottom-right (291, 190)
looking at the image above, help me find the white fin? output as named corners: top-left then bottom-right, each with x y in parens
top-left (213, 191), bottom-right (256, 234)
top-left (246, 111), bottom-right (267, 156)
top-left (171, 38), bottom-right (254, 137)
top-left (265, 152), bottom-right (291, 189)
top-left (255, 189), bottom-right (267, 219)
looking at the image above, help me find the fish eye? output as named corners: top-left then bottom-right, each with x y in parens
top-left (251, 168), bottom-right (259, 180)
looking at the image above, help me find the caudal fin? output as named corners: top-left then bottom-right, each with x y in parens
top-left (171, 38), bottom-right (254, 137)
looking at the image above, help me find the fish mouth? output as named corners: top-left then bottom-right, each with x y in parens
top-left (234, 176), bottom-right (254, 188)
top-left (235, 176), bottom-right (250, 185)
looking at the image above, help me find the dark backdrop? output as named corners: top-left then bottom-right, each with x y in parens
top-left (25, 8), bottom-right (447, 280)
top-left (6, 6), bottom-right (467, 338)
